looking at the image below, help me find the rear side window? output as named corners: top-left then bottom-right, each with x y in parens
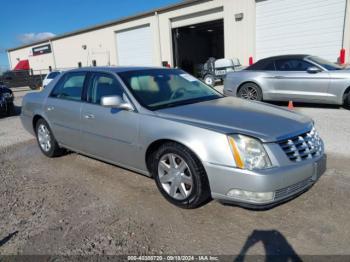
top-left (50, 72), bottom-right (86, 101)
top-left (87, 73), bottom-right (124, 105)
top-left (47, 71), bottom-right (61, 79)
top-left (246, 59), bottom-right (275, 71)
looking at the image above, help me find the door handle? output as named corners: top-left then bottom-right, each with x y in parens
top-left (84, 113), bottom-right (95, 119)
top-left (47, 106), bottom-right (55, 111)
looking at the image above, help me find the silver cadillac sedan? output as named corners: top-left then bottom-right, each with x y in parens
top-left (224, 55), bottom-right (350, 107)
top-left (21, 67), bottom-right (326, 209)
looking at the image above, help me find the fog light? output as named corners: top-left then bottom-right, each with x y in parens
top-left (227, 189), bottom-right (274, 203)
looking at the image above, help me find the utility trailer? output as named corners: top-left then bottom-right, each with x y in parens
top-left (198, 58), bottom-right (244, 86)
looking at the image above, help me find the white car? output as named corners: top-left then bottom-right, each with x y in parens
top-left (42, 71), bottom-right (62, 88)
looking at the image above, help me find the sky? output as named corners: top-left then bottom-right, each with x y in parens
top-left (0, 0), bottom-right (181, 71)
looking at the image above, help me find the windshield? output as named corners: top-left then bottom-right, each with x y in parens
top-left (308, 56), bottom-right (342, 71)
top-left (118, 69), bottom-right (222, 110)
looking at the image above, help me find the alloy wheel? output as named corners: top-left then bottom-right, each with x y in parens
top-left (205, 77), bottom-right (213, 86)
top-left (37, 124), bottom-right (51, 152)
top-left (158, 153), bottom-right (193, 200)
top-left (240, 86), bottom-right (259, 100)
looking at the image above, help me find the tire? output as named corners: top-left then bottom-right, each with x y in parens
top-left (5, 103), bottom-right (14, 116)
top-left (237, 83), bottom-right (263, 101)
top-left (204, 74), bottom-right (215, 87)
top-left (150, 142), bottom-right (211, 209)
top-left (35, 118), bottom-right (65, 157)
top-left (344, 92), bottom-right (350, 109)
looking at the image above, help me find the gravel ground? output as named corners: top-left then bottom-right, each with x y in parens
top-left (0, 88), bottom-right (350, 257)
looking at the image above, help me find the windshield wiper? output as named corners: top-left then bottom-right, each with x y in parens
top-left (154, 96), bottom-right (221, 110)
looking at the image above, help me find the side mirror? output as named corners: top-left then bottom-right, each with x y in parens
top-left (101, 95), bottom-right (133, 111)
top-left (307, 66), bottom-right (321, 74)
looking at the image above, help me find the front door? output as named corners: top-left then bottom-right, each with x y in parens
top-left (45, 71), bottom-right (87, 150)
top-left (80, 72), bottom-right (139, 167)
top-left (268, 58), bottom-right (330, 102)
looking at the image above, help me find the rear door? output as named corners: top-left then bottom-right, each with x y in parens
top-left (45, 71), bottom-right (87, 150)
top-left (80, 72), bottom-right (140, 166)
top-left (270, 58), bottom-right (330, 102)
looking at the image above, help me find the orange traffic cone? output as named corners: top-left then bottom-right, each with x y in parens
top-left (288, 101), bottom-right (294, 110)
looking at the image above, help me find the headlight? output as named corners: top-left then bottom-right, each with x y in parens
top-left (228, 134), bottom-right (272, 170)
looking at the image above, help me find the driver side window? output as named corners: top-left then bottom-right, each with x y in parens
top-left (275, 59), bottom-right (313, 71)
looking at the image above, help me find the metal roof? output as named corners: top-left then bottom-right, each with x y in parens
top-left (7, 0), bottom-right (210, 52)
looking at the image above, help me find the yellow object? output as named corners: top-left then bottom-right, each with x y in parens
top-left (228, 137), bottom-right (244, 169)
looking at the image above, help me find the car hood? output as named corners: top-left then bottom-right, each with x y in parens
top-left (0, 85), bottom-right (11, 94)
top-left (156, 97), bottom-right (312, 142)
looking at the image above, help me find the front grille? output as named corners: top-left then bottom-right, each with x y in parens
top-left (275, 177), bottom-right (313, 200)
top-left (278, 127), bottom-right (323, 162)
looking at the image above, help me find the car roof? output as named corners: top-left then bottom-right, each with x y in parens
top-left (260, 54), bottom-right (310, 61)
top-left (66, 66), bottom-right (170, 74)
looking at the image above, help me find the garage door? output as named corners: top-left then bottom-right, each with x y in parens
top-left (256, 0), bottom-right (346, 62)
top-left (115, 25), bottom-right (153, 66)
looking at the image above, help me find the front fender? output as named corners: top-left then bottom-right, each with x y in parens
top-left (139, 115), bottom-right (236, 169)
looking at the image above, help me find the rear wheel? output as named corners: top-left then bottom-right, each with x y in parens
top-left (150, 142), bottom-right (211, 209)
top-left (35, 118), bottom-right (65, 157)
top-left (237, 83), bottom-right (263, 101)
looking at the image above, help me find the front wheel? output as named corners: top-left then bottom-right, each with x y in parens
top-left (237, 83), bottom-right (263, 101)
top-left (150, 142), bottom-right (211, 209)
top-left (344, 92), bottom-right (350, 109)
top-left (5, 103), bottom-right (15, 116)
top-left (35, 118), bottom-right (65, 157)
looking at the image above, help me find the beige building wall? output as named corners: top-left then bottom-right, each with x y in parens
top-left (7, 0), bottom-right (257, 71)
top-left (52, 16), bottom-right (159, 69)
top-left (223, 0), bottom-right (255, 65)
top-left (8, 42), bottom-right (55, 73)
top-left (158, 0), bottom-right (225, 66)
top-left (8, 0), bottom-right (350, 71)
top-left (157, 0), bottom-right (255, 66)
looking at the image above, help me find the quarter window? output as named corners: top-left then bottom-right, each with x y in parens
top-left (246, 59), bottom-right (275, 71)
top-left (87, 73), bottom-right (124, 105)
top-left (275, 59), bottom-right (313, 71)
top-left (47, 71), bottom-right (61, 79)
top-left (51, 72), bottom-right (86, 101)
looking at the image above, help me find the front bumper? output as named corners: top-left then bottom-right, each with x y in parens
top-left (204, 154), bottom-right (326, 209)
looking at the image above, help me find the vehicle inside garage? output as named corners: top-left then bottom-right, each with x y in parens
top-left (172, 19), bottom-right (224, 76)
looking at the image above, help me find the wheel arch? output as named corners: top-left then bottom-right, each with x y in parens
top-left (236, 81), bottom-right (262, 96)
top-left (32, 114), bottom-right (49, 133)
top-left (145, 139), bottom-right (205, 175)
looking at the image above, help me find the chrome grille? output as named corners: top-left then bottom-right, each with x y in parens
top-left (275, 177), bottom-right (313, 200)
top-left (279, 127), bottom-right (323, 162)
